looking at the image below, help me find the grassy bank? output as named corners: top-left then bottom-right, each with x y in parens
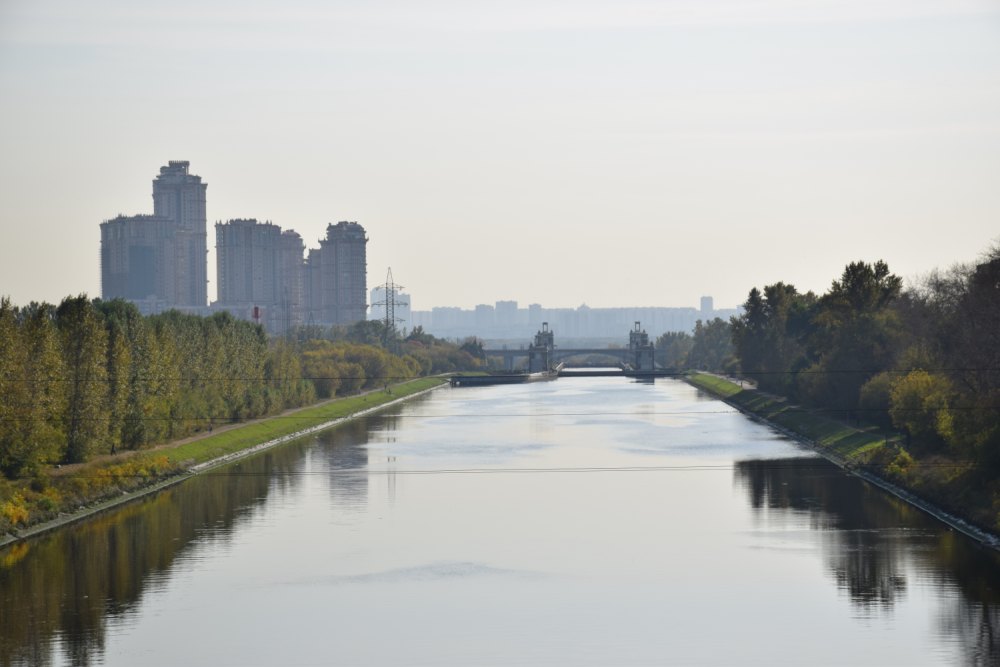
top-left (162, 376), bottom-right (445, 467)
top-left (1, 377), bottom-right (447, 541)
top-left (686, 372), bottom-right (999, 541)
top-left (686, 373), bottom-right (891, 463)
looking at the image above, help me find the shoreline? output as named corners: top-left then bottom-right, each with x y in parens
top-left (684, 373), bottom-right (1000, 551)
top-left (0, 380), bottom-right (448, 549)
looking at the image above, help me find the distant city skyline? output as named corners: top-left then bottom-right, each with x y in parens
top-left (406, 298), bottom-right (740, 341)
top-left (2, 1), bottom-right (999, 309)
top-left (100, 161), bottom-right (368, 331)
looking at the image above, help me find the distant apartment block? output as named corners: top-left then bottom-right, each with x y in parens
top-left (305, 221), bottom-right (368, 326)
top-left (215, 219), bottom-right (306, 332)
top-left (152, 161), bottom-right (208, 308)
top-left (99, 162), bottom-right (369, 332)
top-left (100, 214), bottom-right (175, 313)
top-left (100, 161), bottom-right (208, 314)
top-left (278, 230), bottom-right (306, 330)
top-left (410, 300), bottom-right (741, 342)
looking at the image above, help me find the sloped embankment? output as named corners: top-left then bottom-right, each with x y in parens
top-left (685, 373), bottom-right (1000, 550)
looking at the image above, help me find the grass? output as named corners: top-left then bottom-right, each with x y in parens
top-left (162, 377), bottom-right (447, 466)
top-left (686, 372), bottom-right (888, 464)
top-left (685, 373), bottom-right (744, 398)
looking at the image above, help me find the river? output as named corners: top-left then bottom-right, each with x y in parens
top-left (2, 378), bottom-right (1000, 666)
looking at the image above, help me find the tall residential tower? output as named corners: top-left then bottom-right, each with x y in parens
top-left (215, 219), bottom-right (305, 332)
top-left (305, 221), bottom-right (368, 326)
top-left (100, 160), bottom-right (208, 314)
top-left (152, 161), bottom-right (208, 307)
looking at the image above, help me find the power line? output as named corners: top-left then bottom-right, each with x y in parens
top-left (47, 460), bottom-right (980, 480)
top-left (2, 368), bottom-right (1000, 384)
top-left (3, 405), bottom-right (999, 424)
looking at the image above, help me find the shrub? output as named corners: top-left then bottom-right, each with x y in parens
top-left (1, 493), bottom-right (30, 527)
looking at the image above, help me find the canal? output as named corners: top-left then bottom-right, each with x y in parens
top-left (2, 378), bottom-right (1000, 666)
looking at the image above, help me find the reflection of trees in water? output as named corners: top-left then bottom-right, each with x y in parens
top-left (316, 418), bottom-right (371, 509)
top-left (0, 442), bottom-right (308, 667)
top-left (935, 530), bottom-right (1000, 667)
top-left (940, 599), bottom-right (1000, 667)
top-left (736, 457), bottom-right (911, 608)
top-left (369, 413), bottom-right (401, 506)
top-left (735, 457), bottom-right (1000, 662)
top-left (369, 413), bottom-right (401, 445)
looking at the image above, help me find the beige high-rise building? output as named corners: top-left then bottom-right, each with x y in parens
top-left (100, 161), bottom-right (209, 314)
top-left (152, 161), bottom-right (208, 308)
top-left (305, 221), bottom-right (368, 326)
top-left (215, 220), bottom-right (305, 333)
top-left (99, 214), bottom-right (175, 314)
top-left (277, 230), bottom-right (306, 331)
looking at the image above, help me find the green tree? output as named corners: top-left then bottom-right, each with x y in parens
top-left (687, 318), bottom-right (735, 372)
top-left (933, 250), bottom-right (1000, 464)
top-left (731, 283), bottom-right (815, 395)
top-left (0, 301), bottom-right (61, 476)
top-left (858, 371), bottom-right (896, 430)
top-left (654, 331), bottom-right (693, 369)
top-left (889, 370), bottom-right (955, 452)
top-left (459, 337), bottom-right (485, 361)
top-left (802, 261), bottom-right (902, 414)
top-left (56, 296), bottom-right (109, 463)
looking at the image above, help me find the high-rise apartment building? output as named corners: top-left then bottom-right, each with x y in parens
top-left (215, 219), bottom-right (306, 333)
top-left (216, 219), bottom-right (280, 309)
top-left (100, 214), bottom-right (175, 313)
top-left (305, 221), bottom-right (368, 326)
top-left (277, 230), bottom-right (306, 331)
top-left (152, 161), bottom-right (208, 307)
top-left (100, 161), bottom-right (209, 314)
top-left (100, 162), bottom-right (369, 332)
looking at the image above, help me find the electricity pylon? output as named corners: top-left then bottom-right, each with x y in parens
top-left (373, 268), bottom-right (408, 349)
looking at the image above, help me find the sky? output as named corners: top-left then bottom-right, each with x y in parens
top-left (1, 0), bottom-right (998, 311)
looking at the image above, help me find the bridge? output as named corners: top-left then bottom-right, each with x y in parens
top-left (482, 321), bottom-right (657, 373)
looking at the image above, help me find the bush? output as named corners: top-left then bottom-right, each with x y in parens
top-left (889, 370), bottom-right (956, 453)
top-left (1, 493), bottom-right (30, 528)
top-left (859, 372), bottom-right (896, 429)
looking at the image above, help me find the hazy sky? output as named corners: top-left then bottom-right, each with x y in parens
top-left (1, 0), bottom-right (998, 310)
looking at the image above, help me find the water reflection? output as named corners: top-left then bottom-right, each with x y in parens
top-left (0, 439), bottom-right (311, 667)
top-left (319, 418), bottom-right (371, 510)
top-left (5, 383), bottom-right (1000, 666)
top-left (735, 457), bottom-right (1000, 663)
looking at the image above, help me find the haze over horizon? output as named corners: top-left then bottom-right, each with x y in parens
top-left (1, 0), bottom-right (999, 311)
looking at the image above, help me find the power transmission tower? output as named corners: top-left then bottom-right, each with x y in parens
top-left (373, 268), bottom-right (408, 350)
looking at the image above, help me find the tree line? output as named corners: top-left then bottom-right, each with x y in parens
top-left (0, 297), bottom-right (483, 478)
top-left (656, 245), bottom-right (999, 466)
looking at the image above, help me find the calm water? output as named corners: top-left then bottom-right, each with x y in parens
top-left (2, 378), bottom-right (1000, 666)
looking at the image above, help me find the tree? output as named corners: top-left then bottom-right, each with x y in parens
top-left (0, 301), bottom-right (60, 476)
top-left (687, 318), bottom-right (734, 372)
top-left (802, 261), bottom-right (902, 413)
top-left (654, 331), bottom-right (693, 369)
top-left (56, 296), bottom-right (109, 463)
top-left (730, 288), bottom-right (767, 378)
top-left (889, 370), bottom-right (955, 453)
top-left (931, 249), bottom-right (1000, 464)
top-left (858, 371), bottom-right (896, 430)
top-left (459, 337), bottom-right (485, 360)
top-left (731, 283), bottom-right (814, 395)
top-left (405, 326), bottom-right (435, 345)
top-left (342, 320), bottom-right (388, 347)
